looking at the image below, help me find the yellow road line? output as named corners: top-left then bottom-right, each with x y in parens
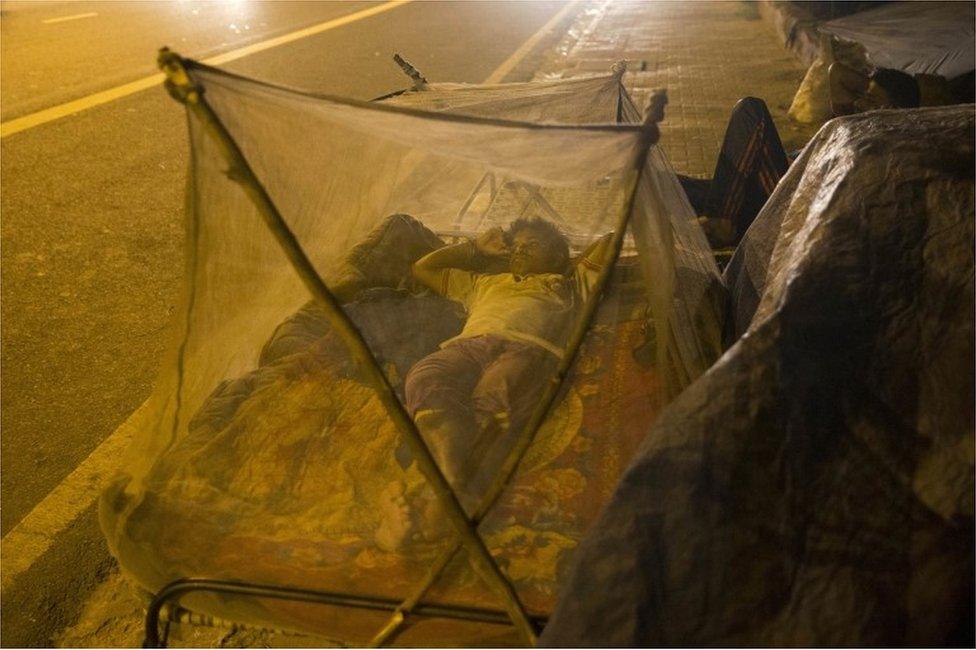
top-left (0, 74), bottom-right (167, 139)
top-left (482, 0), bottom-right (580, 84)
top-left (42, 12), bottom-right (99, 25)
top-left (203, 0), bottom-right (410, 67)
top-left (0, 0), bottom-right (412, 139)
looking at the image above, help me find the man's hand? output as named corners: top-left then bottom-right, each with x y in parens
top-left (413, 231), bottom-right (503, 296)
top-left (475, 227), bottom-right (509, 257)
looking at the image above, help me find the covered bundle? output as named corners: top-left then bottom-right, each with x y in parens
top-left (820, 1), bottom-right (975, 80)
top-left (100, 54), bottom-right (723, 646)
top-left (542, 105), bottom-right (975, 647)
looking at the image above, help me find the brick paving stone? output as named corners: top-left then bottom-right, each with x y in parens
top-left (534, 0), bottom-right (814, 177)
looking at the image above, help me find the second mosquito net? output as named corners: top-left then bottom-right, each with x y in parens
top-left (100, 62), bottom-right (723, 645)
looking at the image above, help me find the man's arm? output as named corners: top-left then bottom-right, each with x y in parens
top-left (412, 240), bottom-right (479, 295)
top-left (576, 231), bottom-right (615, 272)
top-left (412, 227), bottom-right (508, 296)
top-left (574, 232), bottom-right (616, 304)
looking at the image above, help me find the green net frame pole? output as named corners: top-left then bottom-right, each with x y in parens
top-left (370, 88), bottom-right (669, 647)
top-left (157, 48), bottom-right (538, 645)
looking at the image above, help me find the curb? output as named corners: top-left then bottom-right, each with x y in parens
top-left (756, 0), bottom-right (821, 66)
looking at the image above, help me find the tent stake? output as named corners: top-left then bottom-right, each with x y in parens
top-left (371, 89), bottom-right (669, 646)
top-left (157, 48), bottom-right (538, 645)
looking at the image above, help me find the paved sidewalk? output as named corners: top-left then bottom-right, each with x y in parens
top-left (536, 0), bottom-right (812, 176)
top-left (59, 2), bottom-right (811, 646)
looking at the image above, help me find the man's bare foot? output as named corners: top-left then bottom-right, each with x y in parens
top-left (828, 61), bottom-right (910, 116)
top-left (697, 216), bottom-right (736, 249)
top-left (828, 60), bottom-right (871, 116)
top-left (375, 480), bottom-right (415, 552)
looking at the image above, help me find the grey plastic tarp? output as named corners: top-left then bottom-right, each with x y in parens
top-left (541, 104), bottom-right (975, 647)
top-left (820, 1), bottom-right (976, 78)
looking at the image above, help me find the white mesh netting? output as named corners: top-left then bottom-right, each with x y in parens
top-left (100, 61), bottom-right (724, 645)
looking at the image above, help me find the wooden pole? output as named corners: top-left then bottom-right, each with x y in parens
top-left (157, 48), bottom-right (538, 645)
top-left (370, 89), bottom-right (669, 646)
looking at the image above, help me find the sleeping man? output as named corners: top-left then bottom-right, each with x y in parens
top-left (403, 217), bottom-right (612, 511)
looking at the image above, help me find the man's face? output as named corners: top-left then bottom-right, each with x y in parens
top-left (855, 80), bottom-right (893, 112)
top-left (510, 229), bottom-right (559, 276)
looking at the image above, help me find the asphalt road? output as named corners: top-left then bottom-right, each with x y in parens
top-left (1, 0), bottom-right (570, 537)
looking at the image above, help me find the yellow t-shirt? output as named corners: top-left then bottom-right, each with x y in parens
top-left (440, 259), bottom-right (602, 358)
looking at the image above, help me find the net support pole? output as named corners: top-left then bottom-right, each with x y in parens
top-left (393, 52), bottom-right (429, 90)
top-left (370, 89), bottom-right (670, 647)
top-left (612, 60), bottom-right (627, 123)
top-left (156, 48), bottom-right (538, 645)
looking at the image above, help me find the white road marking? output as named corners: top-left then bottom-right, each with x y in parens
top-left (1, 401), bottom-right (146, 592)
top-left (42, 12), bottom-right (99, 25)
top-left (483, 0), bottom-right (580, 84)
top-left (0, 0), bottom-right (581, 594)
top-left (0, 0), bottom-right (412, 138)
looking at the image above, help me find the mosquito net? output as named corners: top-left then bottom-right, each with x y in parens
top-left (100, 56), bottom-right (723, 646)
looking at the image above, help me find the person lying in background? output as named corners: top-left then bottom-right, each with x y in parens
top-left (828, 60), bottom-right (975, 117)
top-left (680, 65), bottom-right (974, 250)
top-left (677, 97), bottom-right (791, 249)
